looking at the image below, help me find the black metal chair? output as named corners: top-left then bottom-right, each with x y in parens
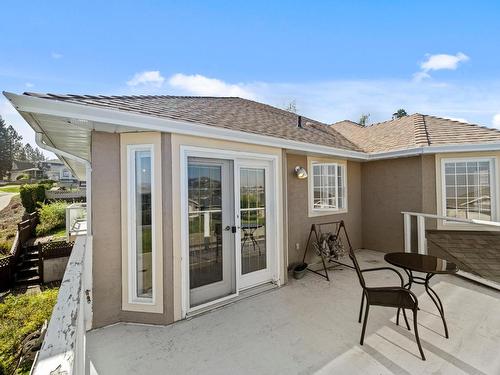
top-left (349, 248), bottom-right (426, 360)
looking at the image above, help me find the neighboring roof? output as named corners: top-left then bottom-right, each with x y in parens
top-left (331, 114), bottom-right (500, 153)
top-left (11, 160), bottom-right (35, 171)
top-left (22, 93), bottom-right (363, 152)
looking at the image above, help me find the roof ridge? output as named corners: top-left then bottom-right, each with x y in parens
top-left (413, 114), bottom-right (431, 146)
top-left (330, 119), bottom-right (363, 127)
top-left (423, 114), bottom-right (500, 134)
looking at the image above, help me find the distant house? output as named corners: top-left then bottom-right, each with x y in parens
top-left (8, 158), bottom-right (77, 182)
top-left (42, 159), bottom-right (77, 182)
top-left (9, 160), bottom-right (42, 180)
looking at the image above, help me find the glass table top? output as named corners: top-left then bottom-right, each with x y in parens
top-left (384, 252), bottom-right (459, 274)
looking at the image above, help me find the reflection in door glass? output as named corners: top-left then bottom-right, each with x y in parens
top-left (188, 164), bottom-right (223, 289)
top-left (240, 168), bottom-right (266, 274)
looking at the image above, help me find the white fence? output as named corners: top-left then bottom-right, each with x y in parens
top-left (46, 189), bottom-right (86, 200)
top-left (31, 236), bottom-right (88, 375)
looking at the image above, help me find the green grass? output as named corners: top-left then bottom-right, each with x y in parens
top-left (0, 288), bottom-right (59, 374)
top-left (47, 227), bottom-right (66, 239)
top-left (0, 185), bottom-right (20, 194)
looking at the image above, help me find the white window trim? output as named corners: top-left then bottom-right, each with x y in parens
top-left (127, 144), bottom-right (157, 305)
top-left (307, 157), bottom-right (348, 217)
top-left (440, 156), bottom-right (498, 226)
top-left (121, 133), bottom-right (163, 314)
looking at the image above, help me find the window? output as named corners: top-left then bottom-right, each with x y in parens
top-left (442, 158), bottom-right (495, 221)
top-left (311, 162), bottom-right (346, 212)
top-left (122, 133), bottom-right (163, 314)
top-left (128, 144), bottom-right (156, 305)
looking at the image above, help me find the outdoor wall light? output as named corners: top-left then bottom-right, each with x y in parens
top-left (294, 166), bottom-right (308, 179)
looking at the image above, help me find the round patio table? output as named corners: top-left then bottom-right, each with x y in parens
top-left (384, 252), bottom-right (458, 338)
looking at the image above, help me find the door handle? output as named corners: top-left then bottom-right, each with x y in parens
top-left (231, 226), bottom-right (237, 233)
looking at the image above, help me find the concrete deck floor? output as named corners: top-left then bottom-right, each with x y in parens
top-left (86, 250), bottom-right (500, 375)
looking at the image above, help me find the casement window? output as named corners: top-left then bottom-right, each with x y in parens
top-left (129, 145), bottom-right (155, 302)
top-left (442, 158), bottom-right (496, 221)
top-left (121, 133), bottom-right (163, 313)
top-left (309, 161), bottom-right (347, 215)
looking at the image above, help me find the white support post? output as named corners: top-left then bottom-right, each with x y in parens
top-left (417, 215), bottom-right (427, 255)
top-left (403, 213), bottom-right (411, 253)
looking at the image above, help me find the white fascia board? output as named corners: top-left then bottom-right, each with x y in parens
top-left (3, 92), bottom-right (368, 161)
top-left (367, 143), bottom-right (500, 160)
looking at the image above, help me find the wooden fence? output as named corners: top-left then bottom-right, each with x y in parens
top-left (0, 213), bottom-right (38, 291)
top-left (38, 241), bottom-right (74, 283)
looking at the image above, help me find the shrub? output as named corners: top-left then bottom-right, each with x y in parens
top-left (0, 288), bottom-right (59, 374)
top-left (19, 184), bottom-right (47, 213)
top-left (39, 179), bottom-right (55, 186)
top-left (15, 174), bottom-right (29, 181)
top-left (36, 202), bottom-right (68, 236)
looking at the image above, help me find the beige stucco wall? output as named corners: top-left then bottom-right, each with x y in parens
top-left (91, 131), bottom-right (175, 328)
top-left (361, 156), bottom-right (428, 252)
top-left (286, 153), bottom-right (363, 266)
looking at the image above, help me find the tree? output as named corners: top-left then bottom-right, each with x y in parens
top-left (0, 117), bottom-right (10, 178)
top-left (0, 116), bottom-right (46, 179)
top-left (392, 109), bottom-right (408, 119)
top-left (359, 113), bottom-right (370, 126)
top-left (283, 100), bottom-right (297, 114)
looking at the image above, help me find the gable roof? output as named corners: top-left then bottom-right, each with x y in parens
top-left (11, 160), bottom-right (36, 171)
top-left (22, 93), bottom-right (363, 152)
top-left (331, 114), bottom-right (500, 153)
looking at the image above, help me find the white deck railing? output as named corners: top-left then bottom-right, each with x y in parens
top-left (402, 211), bottom-right (500, 255)
top-left (66, 203), bottom-right (87, 239)
top-left (31, 236), bottom-right (88, 375)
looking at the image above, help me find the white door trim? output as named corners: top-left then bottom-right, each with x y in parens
top-left (236, 158), bottom-right (276, 289)
top-left (180, 145), bottom-right (282, 318)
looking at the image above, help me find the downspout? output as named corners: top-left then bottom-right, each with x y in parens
top-left (35, 132), bottom-right (93, 332)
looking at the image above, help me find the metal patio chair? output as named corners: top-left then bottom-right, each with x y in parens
top-left (349, 248), bottom-right (426, 360)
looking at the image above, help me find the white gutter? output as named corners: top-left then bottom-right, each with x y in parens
top-left (5, 91), bottom-right (500, 162)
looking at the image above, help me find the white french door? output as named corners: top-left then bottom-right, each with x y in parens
top-left (183, 149), bottom-right (278, 313)
top-left (236, 159), bottom-right (274, 289)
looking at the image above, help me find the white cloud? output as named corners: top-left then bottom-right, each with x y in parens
top-left (414, 52), bottom-right (469, 81)
top-left (51, 52), bottom-right (63, 59)
top-left (421, 52), bottom-right (469, 72)
top-left (412, 71), bottom-right (431, 82)
top-left (492, 114), bottom-right (500, 129)
top-left (127, 70), bottom-right (165, 87)
top-left (168, 73), bottom-right (255, 99)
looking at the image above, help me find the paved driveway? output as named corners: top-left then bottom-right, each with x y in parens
top-left (0, 192), bottom-right (15, 212)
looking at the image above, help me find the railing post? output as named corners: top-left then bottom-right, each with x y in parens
top-left (417, 215), bottom-right (427, 255)
top-left (403, 213), bottom-right (411, 253)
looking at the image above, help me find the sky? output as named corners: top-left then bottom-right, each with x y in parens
top-left (1, 0), bottom-right (500, 157)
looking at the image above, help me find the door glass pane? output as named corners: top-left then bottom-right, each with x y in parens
top-left (135, 150), bottom-right (152, 299)
top-left (240, 168), bottom-right (266, 274)
top-left (188, 164), bottom-right (223, 289)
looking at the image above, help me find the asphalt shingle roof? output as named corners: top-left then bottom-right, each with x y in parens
top-left (23, 93), bottom-right (362, 152)
top-left (23, 93), bottom-right (500, 154)
top-left (331, 114), bottom-right (500, 153)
